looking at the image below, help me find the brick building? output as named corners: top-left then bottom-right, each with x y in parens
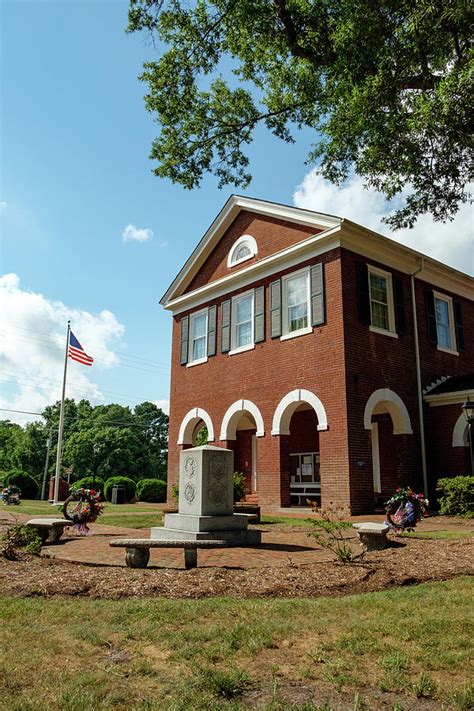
top-left (161, 196), bottom-right (473, 513)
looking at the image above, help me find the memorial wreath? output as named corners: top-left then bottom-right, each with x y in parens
top-left (62, 487), bottom-right (104, 534)
top-left (385, 486), bottom-right (428, 531)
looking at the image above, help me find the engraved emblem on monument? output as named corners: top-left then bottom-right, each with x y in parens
top-left (210, 454), bottom-right (226, 480)
top-left (208, 483), bottom-right (226, 508)
top-left (184, 482), bottom-right (196, 504)
top-left (184, 456), bottom-right (198, 478)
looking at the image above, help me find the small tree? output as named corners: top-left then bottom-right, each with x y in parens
top-left (307, 507), bottom-right (355, 563)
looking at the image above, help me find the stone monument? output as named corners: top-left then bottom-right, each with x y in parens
top-left (151, 445), bottom-right (261, 545)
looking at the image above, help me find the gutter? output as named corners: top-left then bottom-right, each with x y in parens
top-left (410, 257), bottom-right (428, 497)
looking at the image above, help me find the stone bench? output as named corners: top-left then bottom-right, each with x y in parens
top-left (26, 518), bottom-right (73, 544)
top-left (109, 538), bottom-right (228, 569)
top-left (353, 522), bottom-right (390, 551)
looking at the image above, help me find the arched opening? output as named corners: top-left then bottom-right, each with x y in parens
top-left (220, 400), bottom-right (264, 494)
top-left (272, 389), bottom-right (328, 507)
top-left (364, 388), bottom-right (413, 502)
top-left (177, 408), bottom-right (215, 447)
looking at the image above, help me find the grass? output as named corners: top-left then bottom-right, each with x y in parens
top-left (2, 499), bottom-right (164, 517)
top-left (400, 530), bottom-right (473, 540)
top-left (260, 515), bottom-right (313, 527)
top-left (0, 577), bottom-right (472, 710)
top-left (95, 514), bottom-right (162, 529)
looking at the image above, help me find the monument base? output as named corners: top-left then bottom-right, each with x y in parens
top-left (163, 512), bottom-right (250, 532)
top-left (151, 525), bottom-right (261, 546)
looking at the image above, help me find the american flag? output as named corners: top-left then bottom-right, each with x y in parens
top-left (68, 331), bottom-right (94, 366)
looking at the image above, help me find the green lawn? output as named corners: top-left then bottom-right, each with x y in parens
top-left (2, 499), bottom-right (164, 517)
top-left (400, 530), bottom-right (473, 540)
top-left (260, 515), bottom-right (313, 527)
top-left (1, 578), bottom-right (472, 710)
top-left (96, 513), bottom-right (163, 529)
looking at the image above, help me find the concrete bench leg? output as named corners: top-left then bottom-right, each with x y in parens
top-left (184, 548), bottom-right (197, 569)
top-left (125, 547), bottom-right (150, 568)
top-left (46, 528), bottom-right (64, 544)
top-left (357, 531), bottom-right (388, 552)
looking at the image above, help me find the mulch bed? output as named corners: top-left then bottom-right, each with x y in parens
top-left (1, 536), bottom-right (472, 599)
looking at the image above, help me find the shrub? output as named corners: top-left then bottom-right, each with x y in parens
top-left (136, 478), bottom-right (167, 503)
top-left (103, 476), bottom-right (136, 503)
top-left (233, 472), bottom-right (246, 503)
top-left (1, 524), bottom-right (42, 559)
top-left (436, 476), bottom-right (474, 517)
top-left (71, 476), bottom-right (105, 495)
top-left (307, 507), bottom-right (355, 563)
top-left (5, 470), bottom-right (39, 499)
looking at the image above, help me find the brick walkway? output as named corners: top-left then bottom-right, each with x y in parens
top-left (11, 510), bottom-right (471, 570)
top-left (41, 522), bottom-right (339, 568)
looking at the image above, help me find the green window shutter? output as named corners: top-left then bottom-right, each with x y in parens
top-left (221, 299), bottom-right (231, 353)
top-left (424, 288), bottom-right (437, 344)
top-left (310, 263), bottom-right (325, 326)
top-left (207, 305), bottom-right (217, 356)
top-left (179, 316), bottom-right (189, 365)
top-left (356, 262), bottom-right (371, 325)
top-left (453, 300), bottom-right (465, 351)
top-left (254, 286), bottom-right (265, 343)
top-left (270, 279), bottom-right (282, 338)
top-left (392, 274), bottom-right (406, 335)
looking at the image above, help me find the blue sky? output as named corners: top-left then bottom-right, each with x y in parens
top-left (1, 0), bottom-right (472, 424)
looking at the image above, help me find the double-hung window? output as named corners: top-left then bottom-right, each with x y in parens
top-left (282, 268), bottom-right (311, 337)
top-left (368, 266), bottom-right (395, 335)
top-left (189, 309), bottom-right (208, 364)
top-left (434, 292), bottom-right (456, 352)
top-left (230, 290), bottom-right (254, 353)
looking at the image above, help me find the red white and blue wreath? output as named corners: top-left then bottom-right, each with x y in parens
top-left (62, 487), bottom-right (104, 535)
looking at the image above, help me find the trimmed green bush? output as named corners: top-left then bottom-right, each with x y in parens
top-left (136, 478), bottom-right (167, 503)
top-left (71, 476), bottom-right (105, 495)
top-left (103, 476), bottom-right (136, 503)
top-left (436, 476), bottom-right (474, 517)
top-left (5, 471), bottom-right (39, 499)
top-left (233, 472), bottom-right (246, 503)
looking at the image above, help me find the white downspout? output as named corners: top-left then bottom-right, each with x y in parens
top-left (410, 258), bottom-right (428, 497)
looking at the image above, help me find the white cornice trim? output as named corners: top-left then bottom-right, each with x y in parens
top-left (160, 195), bottom-right (341, 306)
top-left (424, 389), bottom-right (474, 407)
top-left (164, 226), bottom-right (342, 314)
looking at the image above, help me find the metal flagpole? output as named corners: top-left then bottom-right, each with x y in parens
top-left (41, 429), bottom-right (53, 500)
top-left (53, 320), bottom-right (70, 505)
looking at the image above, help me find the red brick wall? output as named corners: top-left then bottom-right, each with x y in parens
top-left (427, 404), bottom-right (471, 480)
top-left (288, 410), bottom-right (320, 453)
top-left (184, 211), bottom-right (318, 293)
top-left (341, 249), bottom-right (423, 512)
top-left (414, 279), bottom-right (474, 390)
top-left (167, 246), bottom-right (350, 509)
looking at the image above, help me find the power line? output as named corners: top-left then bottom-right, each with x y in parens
top-left (1, 321), bottom-right (171, 369)
top-left (0, 329), bottom-right (170, 375)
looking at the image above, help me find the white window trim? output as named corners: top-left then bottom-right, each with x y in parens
top-left (368, 265), bottom-right (396, 336)
top-left (230, 289), bottom-right (254, 353)
top-left (187, 307), bottom-right (208, 366)
top-left (433, 290), bottom-right (458, 355)
top-left (227, 235), bottom-right (258, 268)
top-left (281, 266), bottom-right (312, 341)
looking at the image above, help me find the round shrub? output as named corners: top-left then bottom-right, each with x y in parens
top-left (5, 471), bottom-right (39, 499)
top-left (436, 476), bottom-right (474, 517)
top-left (136, 478), bottom-right (167, 503)
top-left (103, 476), bottom-right (136, 503)
top-left (71, 476), bottom-right (105, 496)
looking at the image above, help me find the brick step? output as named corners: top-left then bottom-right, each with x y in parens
top-left (244, 493), bottom-right (259, 504)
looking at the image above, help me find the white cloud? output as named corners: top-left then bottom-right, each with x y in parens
top-left (293, 171), bottom-right (473, 275)
top-left (122, 224), bottom-right (153, 243)
top-left (0, 274), bottom-right (125, 424)
top-left (154, 399), bottom-right (169, 415)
